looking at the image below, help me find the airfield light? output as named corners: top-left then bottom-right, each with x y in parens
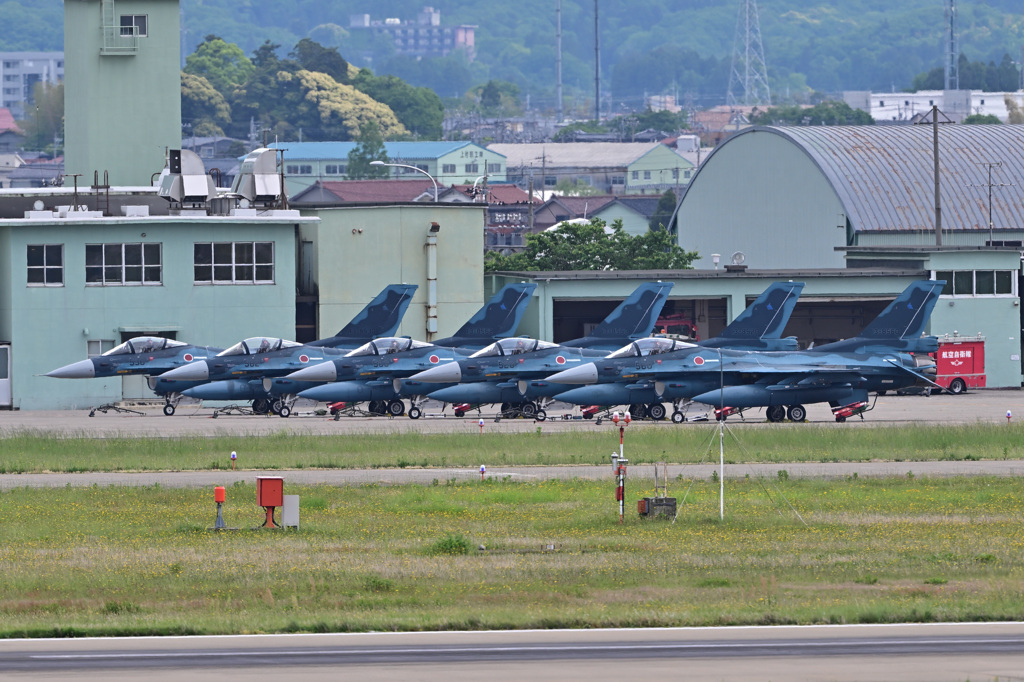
top-left (231, 450), bottom-right (237, 470)
top-left (480, 464), bottom-right (486, 481)
top-left (1007, 410), bottom-right (1012, 424)
top-left (479, 418), bottom-right (485, 434)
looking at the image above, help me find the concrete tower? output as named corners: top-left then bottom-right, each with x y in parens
top-left (64, 0), bottom-right (181, 186)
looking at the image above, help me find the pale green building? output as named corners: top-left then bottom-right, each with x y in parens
top-left (64, 0), bottom-right (182, 186)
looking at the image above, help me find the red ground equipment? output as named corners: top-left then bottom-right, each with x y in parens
top-left (715, 406), bottom-right (742, 421)
top-left (934, 335), bottom-right (985, 394)
top-left (832, 401), bottom-right (869, 422)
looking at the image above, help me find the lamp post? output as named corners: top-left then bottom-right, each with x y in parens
top-left (370, 160), bottom-right (439, 202)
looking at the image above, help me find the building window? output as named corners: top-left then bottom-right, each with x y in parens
top-left (611, 175), bottom-right (624, 185)
top-left (86, 243), bottom-right (161, 286)
top-left (643, 170), bottom-right (652, 180)
top-left (465, 163), bottom-right (479, 174)
top-left (119, 14), bottom-right (148, 37)
top-left (935, 270), bottom-right (1015, 297)
top-left (442, 163), bottom-right (455, 174)
top-left (879, 100), bottom-right (885, 107)
top-left (87, 339), bottom-right (116, 358)
top-left (325, 164), bottom-right (340, 174)
top-left (486, 162), bottom-right (501, 173)
top-left (631, 170), bottom-right (639, 180)
top-left (684, 170), bottom-right (692, 179)
top-left (27, 244), bottom-right (63, 286)
top-left (544, 175), bottom-right (557, 187)
top-left (194, 242), bottom-right (274, 284)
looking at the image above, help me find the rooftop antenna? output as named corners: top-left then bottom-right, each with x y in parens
top-left (726, 0), bottom-right (771, 107)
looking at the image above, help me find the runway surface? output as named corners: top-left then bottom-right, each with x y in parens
top-left (2, 623), bottom-right (1023, 680)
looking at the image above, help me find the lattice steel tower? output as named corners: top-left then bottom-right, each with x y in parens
top-left (944, 0), bottom-right (959, 90)
top-left (726, 0), bottom-right (771, 107)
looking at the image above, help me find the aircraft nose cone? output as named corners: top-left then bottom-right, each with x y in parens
top-left (286, 362), bottom-right (337, 382)
top-left (546, 362), bottom-right (599, 384)
top-left (45, 359), bottom-right (96, 379)
top-left (410, 363), bottom-right (462, 383)
top-left (160, 362), bottom-right (210, 382)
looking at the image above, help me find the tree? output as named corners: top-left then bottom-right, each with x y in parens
top-left (1005, 95), bottom-right (1024, 124)
top-left (962, 113), bottom-right (1002, 125)
top-left (346, 120), bottom-right (390, 179)
top-left (290, 38), bottom-right (349, 83)
top-left (552, 178), bottom-right (602, 196)
top-left (649, 189), bottom-right (678, 232)
top-left (184, 36), bottom-right (254, 94)
top-left (181, 72), bottom-right (231, 136)
top-left (352, 70), bottom-right (444, 138)
top-left (750, 100), bottom-right (874, 126)
top-left (19, 81), bottom-right (63, 152)
top-left (484, 218), bottom-right (698, 272)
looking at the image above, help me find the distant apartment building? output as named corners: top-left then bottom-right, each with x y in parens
top-left (349, 6), bottom-right (476, 61)
top-left (844, 90), bottom-right (1024, 123)
top-left (0, 52), bottom-right (63, 119)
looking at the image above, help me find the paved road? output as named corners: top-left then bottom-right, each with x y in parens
top-left (1, 623), bottom-right (1022, 681)
top-left (0, 389), bottom-right (1021, 437)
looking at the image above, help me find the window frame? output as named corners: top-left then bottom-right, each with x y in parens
top-left (194, 241), bottom-right (275, 285)
top-left (934, 270), bottom-right (1017, 298)
top-left (85, 243), bottom-right (162, 286)
top-left (119, 14), bottom-right (148, 37)
top-left (27, 244), bottom-right (64, 287)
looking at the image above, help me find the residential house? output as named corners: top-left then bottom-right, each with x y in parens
top-left (532, 195), bottom-right (616, 231)
top-left (592, 195), bottom-right (664, 236)
top-left (439, 183), bottom-right (540, 253)
top-left (489, 142), bottom-right (693, 195)
top-left (289, 179), bottom-right (439, 205)
top-left (0, 108), bottom-right (23, 152)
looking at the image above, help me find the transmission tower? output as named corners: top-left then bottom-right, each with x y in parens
top-left (726, 0), bottom-right (771, 107)
top-left (944, 0), bottom-right (959, 90)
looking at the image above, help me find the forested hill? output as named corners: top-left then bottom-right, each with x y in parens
top-left (7, 1), bottom-right (1024, 108)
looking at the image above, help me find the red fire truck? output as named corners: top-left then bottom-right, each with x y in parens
top-left (933, 334), bottom-right (985, 394)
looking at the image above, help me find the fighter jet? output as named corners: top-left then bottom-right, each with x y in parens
top-left (409, 281), bottom-right (804, 420)
top-left (45, 283), bottom-right (419, 415)
top-left (290, 281), bottom-right (670, 419)
top-left (177, 282), bottom-right (538, 416)
top-left (45, 336), bottom-right (223, 380)
top-left (547, 280), bottom-right (944, 423)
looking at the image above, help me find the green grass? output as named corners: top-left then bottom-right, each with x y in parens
top-left (0, 423), bottom-right (1022, 473)
top-left (1, 476), bottom-right (1023, 636)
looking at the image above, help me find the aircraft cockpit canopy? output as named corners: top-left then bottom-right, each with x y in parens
top-left (470, 338), bottom-right (558, 358)
top-left (345, 337), bottom-right (433, 357)
top-left (606, 337), bottom-right (695, 359)
top-left (103, 336), bottom-right (188, 356)
top-left (218, 337), bottom-right (301, 356)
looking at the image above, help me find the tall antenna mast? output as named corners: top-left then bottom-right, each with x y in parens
top-left (594, 0), bottom-right (600, 122)
top-left (556, 0), bottom-right (563, 123)
top-left (726, 0), bottom-right (771, 107)
top-left (944, 0), bottom-right (959, 90)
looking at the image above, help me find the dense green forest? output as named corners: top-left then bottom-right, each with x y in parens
top-left (6, 1), bottom-right (1024, 113)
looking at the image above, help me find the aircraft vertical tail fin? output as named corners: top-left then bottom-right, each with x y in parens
top-left (435, 282), bottom-right (538, 346)
top-left (587, 282), bottom-right (674, 341)
top-left (719, 281), bottom-right (805, 341)
top-left (333, 284), bottom-right (418, 339)
top-left (815, 280), bottom-right (945, 353)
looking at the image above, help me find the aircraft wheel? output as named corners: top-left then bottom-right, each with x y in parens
top-left (521, 402), bottom-right (537, 418)
top-left (671, 411), bottom-right (685, 424)
top-left (368, 400), bottom-right (385, 415)
top-left (163, 403), bottom-right (175, 416)
top-left (454, 409), bottom-right (465, 418)
top-left (279, 406), bottom-right (291, 418)
top-left (715, 413), bottom-right (726, 422)
top-left (270, 399), bottom-right (284, 415)
top-left (766, 405), bottom-right (786, 423)
top-left (387, 400), bottom-right (405, 417)
top-left (628, 403), bottom-right (644, 421)
top-left (582, 413), bottom-right (593, 420)
top-left (408, 406), bottom-right (422, 420)
top-left (646, 403), bottom-right (667, 420)
top-left (836, 415), bottom-right (847, 423)
top-left (948, 378), bottom-right (967, 395)
top-left (787, 404), bottom-right (807, 422)
top-left (252, 398), bottom-right (270, 415)
top-left (500, 402), bottom-right (510, 413)
top-left (534, 409), bottom-right (547, 422)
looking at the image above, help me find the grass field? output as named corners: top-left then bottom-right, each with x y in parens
top-left (1, 476), bottom-right (1022, 637)
top-left (0, 423), bottom-right (1022, 473)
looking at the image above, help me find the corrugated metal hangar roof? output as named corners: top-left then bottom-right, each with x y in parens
top-left (740, 125), bottom-right (1024, 232)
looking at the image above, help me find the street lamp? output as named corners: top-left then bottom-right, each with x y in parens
top-left (370, 160), bottom-right (439, 202)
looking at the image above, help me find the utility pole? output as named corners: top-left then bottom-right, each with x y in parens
top-left (594, 0), bottom-right (600, 123)
top-left (969, 162), bottom-right (1012, 245)
top-left (944, 0), bottom-right (959, 91)
top-left (556, 0), bottom-right (563, 124)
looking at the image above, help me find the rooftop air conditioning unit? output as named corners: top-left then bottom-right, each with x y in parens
top-left (158, 149), bottom-right (215, 208)
top-left (230, 148), bottom-right (282, 208)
